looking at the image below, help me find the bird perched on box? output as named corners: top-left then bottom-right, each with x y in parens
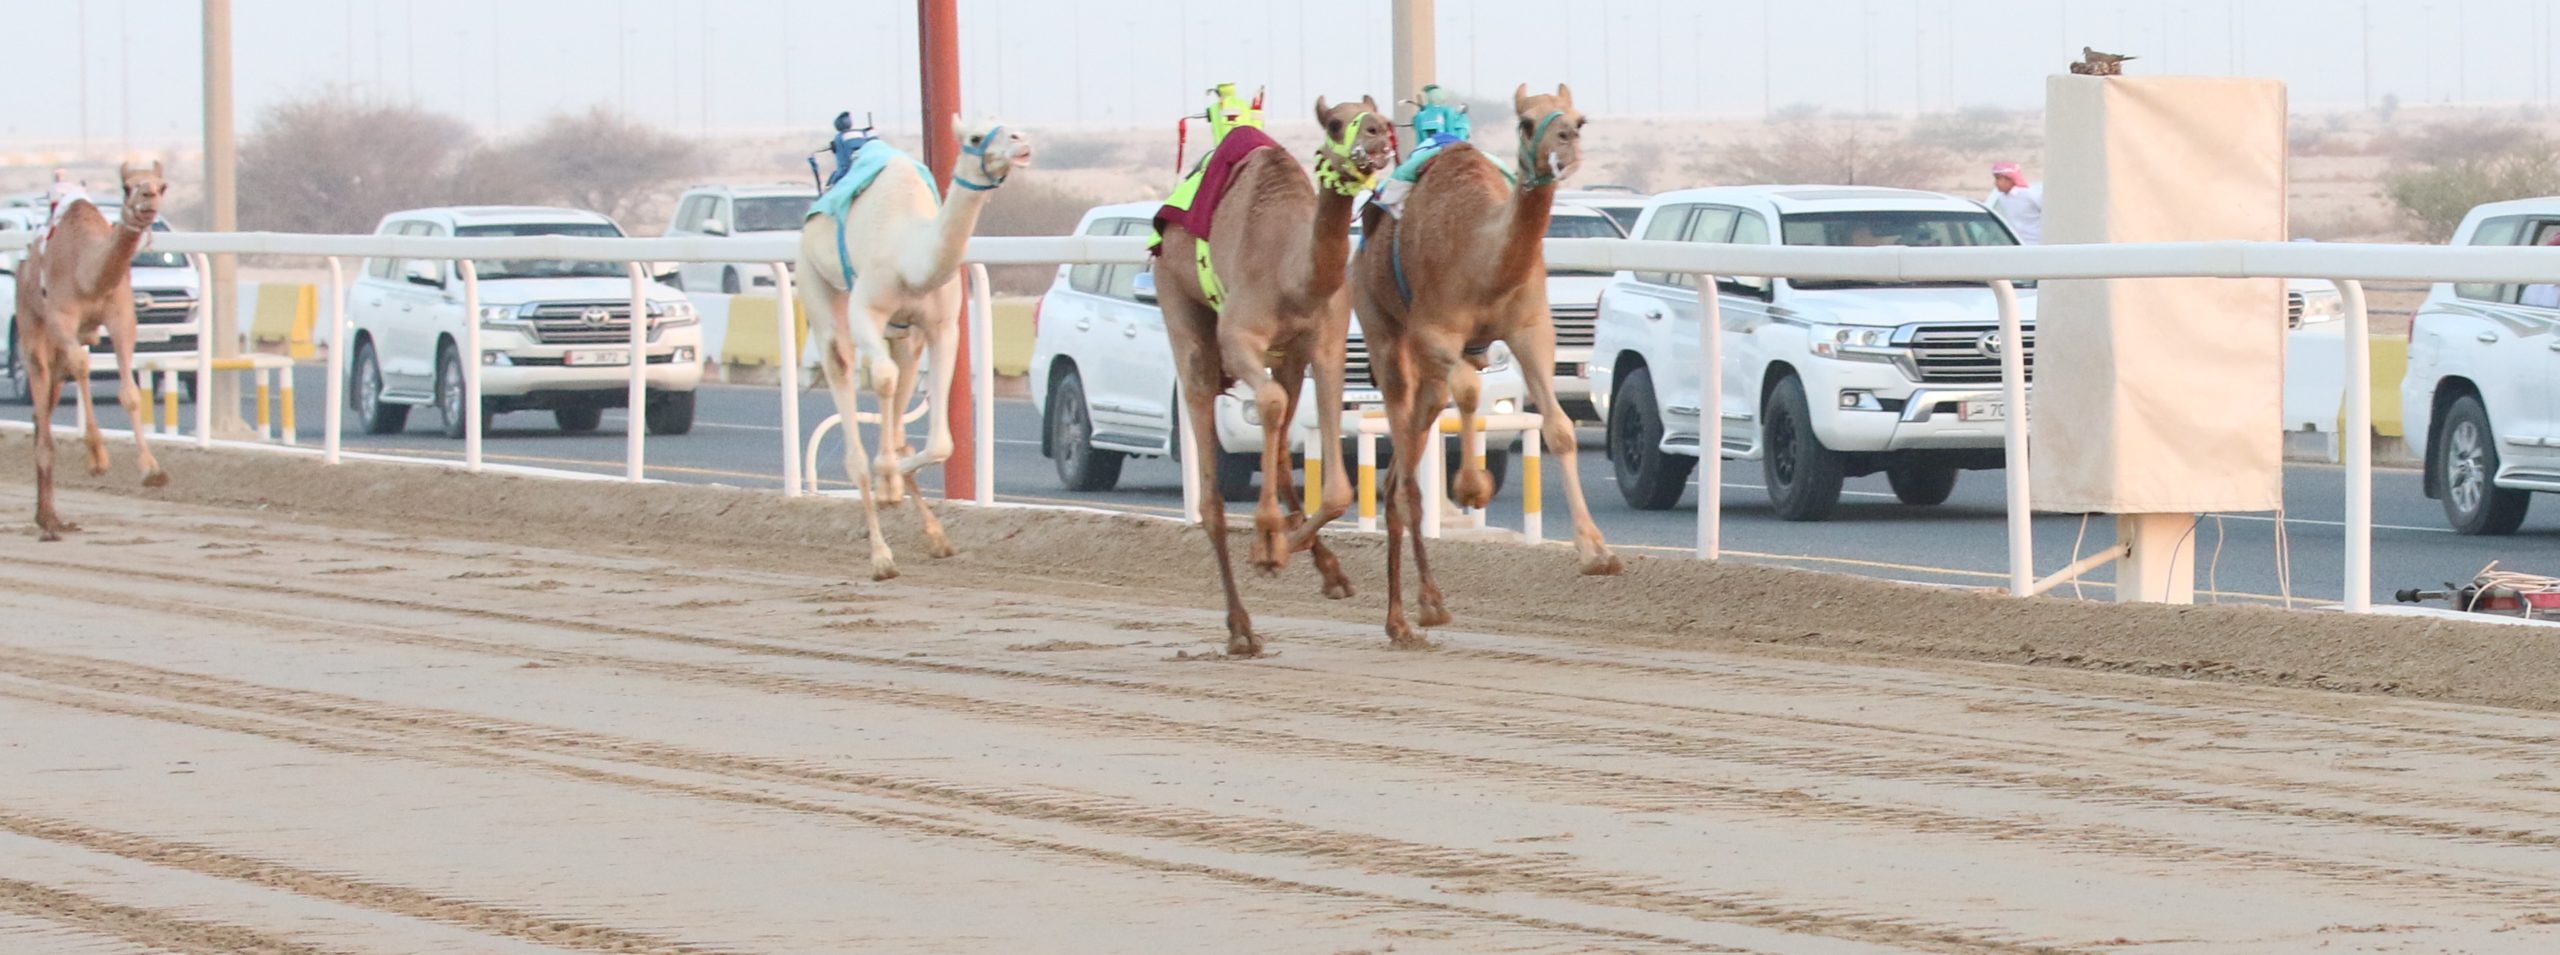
top-left (2071, 47), bottom-right (2135, 76)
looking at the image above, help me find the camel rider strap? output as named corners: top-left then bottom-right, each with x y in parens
top-left (1390, 217), bottom-right (1415, 306)
top-left (951, 125), bottom-right (1007, 192)
top-left (1313, 112), bottom-right (1379, 197)
top-left (1517, 111), bottom-right (1567, 188)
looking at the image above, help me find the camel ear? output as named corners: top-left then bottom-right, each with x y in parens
top-left (1557, 84), bottom-right (1575, 108)
top-left (1362, 95), bottom-right (1379, 113)
top-left (1314, 96), bottom-right (1332, 125)
top-left (1513, 83), bottom-right (1531, 114)
top-left (150, 159), bottom-right (164, 178)
top-left (118, 161), bottom-right (133, 181)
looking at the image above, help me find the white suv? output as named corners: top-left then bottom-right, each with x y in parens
top-left (2401, 198), bottom-right (2560, 535)
top-left (1029, 201), bottom-right (1532, 500)
top-left (661, 184), bottom-right (816, 293)
top-left (345, 206), bottom-right (705, 437)
top-left (1591, 185), bottom-right (2039, 521)
top-left (2, 206), bottom-right (204, 403)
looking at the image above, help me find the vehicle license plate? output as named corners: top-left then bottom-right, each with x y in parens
top-left (1346, 388), bottom-right (1383, 407)
top-left (134, 326), bottom-right (173, 343)
top-left (567, 349), bottom-right (630, 367)
top-left (1959, 399), bottom-right (2005, 422)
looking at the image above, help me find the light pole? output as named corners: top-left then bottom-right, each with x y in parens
top-left (203, 0), bottom-right (249, 438)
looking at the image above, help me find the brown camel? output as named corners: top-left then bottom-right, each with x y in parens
top-left (13, 161), bottom-right (170, 541)
top-left (1350, 84), bottom-right (1620, 648)
top-left (1153, 96), bottom-right (1395, 656)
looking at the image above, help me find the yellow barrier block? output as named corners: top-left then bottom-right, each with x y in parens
top-left (718, 294), bottom-right (809, 367)
top-left (992, 297), bottom-right (1036, 376)
top-left (2368, 335), bottom-right (2407, 439)
top-left (249, 283), bottom-right (315, 354)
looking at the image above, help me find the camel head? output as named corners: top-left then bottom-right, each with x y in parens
top-left (951, 116), bottom-right (1033, 193)
top-left (1510, 84), bottom-right (1587, 188)
top-left (118, 160), bottom-right (168, 228)
top-left (1312, 96), bottom-right (1394, 196)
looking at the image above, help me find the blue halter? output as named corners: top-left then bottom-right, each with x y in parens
top-left (951, 125), bottom-right (1007, 193)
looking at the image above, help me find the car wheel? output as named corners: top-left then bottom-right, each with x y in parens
top-left (1217, 452), bottom-right (1261, 503)
top-left (645, 391), bottom-right (697, 435)
top-left (2439, 395), bottom-right (2531, 535)
top-left (1763, 375), bottom-right (1847, 522)
top-left (350, 339), bottom-right (409, 434)
top-left (1886, 463), bottom-right (1959, 506)
top-left (720, 268), bottom-right (742, 295)
top-left (1047, 369), bottom-right (1125, 491)
top-left (435, 346), bottom-right (487, 439)
top-left (1606, 367), bottom-right (1694, 510)
top-left (555, 407), bottom-right (603, 433)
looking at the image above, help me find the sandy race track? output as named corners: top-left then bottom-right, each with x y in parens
top-left (7, 439), bottom-right (2560, 953)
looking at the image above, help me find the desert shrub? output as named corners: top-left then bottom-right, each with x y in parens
top-left (1708, 123), bottom-right (1954, 190)
top-left (1910, 106), bottom-right (2031, 156)
top-left (975, 178), bottom-right (1109, 295)
top-left (236, 92), bottom-right (477, 234)
top-left (2384, 143), bottom-right (2560, 239)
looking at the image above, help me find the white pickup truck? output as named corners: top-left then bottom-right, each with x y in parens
top-left (1030, 201), bottom-right (1539, 501)
top-left (2400, 197), bottom-right (2560, 534)
top-left (1591, 185), bottom-right (2041, 521)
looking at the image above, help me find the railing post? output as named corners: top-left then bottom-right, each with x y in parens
top-left (1992, 279), bottom-right (2031, 596)
top-left (1696, 273), bottom-right (1721, 560)
top-left (191, 252), bottom-right (211, 449)
top-left (1304, 420), bottom-right (1325, 518)
top-left (1522, 425), bottom-right (1542, 543)
top-left (968, 263), bottom-right (995, 507)
top-left (1421, 412), bottom-right (1444, 539)
top-left (2338, 278), bottom-right (2373, 613)
top-left (323, 256), bottom-right (344, 464)
top-left (773, 262), bottom-right (802, 497)
top-left (461, 259), bottom-right (482, 473)
top-left (1178, 387), bottom-right (1201, 519)
top-left (625, 262), bottom-right (648, 482)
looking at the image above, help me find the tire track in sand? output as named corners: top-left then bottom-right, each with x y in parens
top-left (0, 877), bottom-right (354, 955)
top-left (0, 650), bottom-right (2057, 955)
top-left (0, 813), bottom-right (737, 955)
top-left (13, 572), bottom-right (2560, 915)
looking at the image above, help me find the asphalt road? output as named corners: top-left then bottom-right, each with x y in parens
top-left (57, 367), bottom-right (2560, 606)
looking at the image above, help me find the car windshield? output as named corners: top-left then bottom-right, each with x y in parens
top-left (1548, 215), bottom-right (1625, 276)
top-left (1588, 206), bottom-right (1642, 232)
top-left (131, 220), bottom-right (187, 269)
top-left (1779, 210), bottom-right (2018, 290)
top-left (733, 196), bottom-right (813, 233)
top-left (459, 222), bottom-right (626, 279)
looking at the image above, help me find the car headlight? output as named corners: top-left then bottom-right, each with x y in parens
top-left (648, 300), bottom-right (699, 327)
top-left (2293, 289), bottom-right (2343, 324)
top-left (1806, 324), bottom-right (1898, 362)
top-left (478, 304), bottom-right (529, 329)
top-left (1483, 340), bottom-right (1514, 372)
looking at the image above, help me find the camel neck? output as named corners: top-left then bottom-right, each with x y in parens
top-left (1293, 184), bottom-right (1358, 305)
top-left (904, 171), bottom-right (994, 292)
top-left (1491, 180), bottom-right (1557, 284)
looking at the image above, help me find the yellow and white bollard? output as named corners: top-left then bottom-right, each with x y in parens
top-left (160, 369), bottom-right (179, 435)
top-left (135, 377), bottom-right (154, 434)
top-left (1357, 431), bottom-right (1378, 533)
top-left (1302, 427), bottom-right (1324, 517)
top-left (1522, 427), bottom-right (1543, 543)
top-left (280, 372), bottom-right (297, 445)
top-left (1461, 417), bottom-right (1486, 516)
top-left (255, 367), bottom-right (274, 441)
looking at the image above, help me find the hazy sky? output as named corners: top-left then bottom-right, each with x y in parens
top-left (6, 0), bottom-right (2557, 146)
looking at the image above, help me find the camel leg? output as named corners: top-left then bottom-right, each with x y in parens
top-left (107, 315), bottom-right (165, 487)
top-left (71, 350), bottom-right (108, 478)
top-left (1448, 358), bottom-right (1492, 510)
top-left (26, 340), bottom-right (75, 540)
top-left (1400, 341), bottom-right (1458, 631)
top-left (807, 295), bottom-right (901, 581)
top-left (1509, 323), bottom-right (1622, 575)
top-left (1275, 349), bottom-right (1355, 600)
top-left (1161, 287), bottom-right (1260, 656)
top-left (896, 293), bottom-right (960, 560)
top-left (1216, 321), bottom-right (1292, 576)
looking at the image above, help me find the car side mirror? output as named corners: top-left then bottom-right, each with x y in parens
top-left (1721, 275), bottom-right (1772, 299)
top-left (651, 261), bottom-right (681, 282)
top-left (1131, 269), bottom-right (1158, 303)
top-left (403, 259), bottom-right (445, 288)
top-left (700, 218), bottom-right (729, 236)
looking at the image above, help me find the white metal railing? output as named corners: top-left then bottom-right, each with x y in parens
top-left (9, 228), bottom-right (2557, 613)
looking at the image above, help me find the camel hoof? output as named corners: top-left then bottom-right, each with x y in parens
top-left (1581, 552), bottom-right (1625, 576)
top-left (1225, 634), bottom-right (1265, 658)
top-left (871, 559), bottom-right (901, 582)
top-left (1418, 604), bottom-right (1454, 629)
top-left (86, 460), bottom-right (108, 477)
top-left (928, 540), bottom-right (958, 560)
top-left (1386, 623), bottom-right (1434, 650)
top-left (1321, 578), bottom-right (1355, 600)
top-left (142, 469), bottom-right (169, 489)
top-left (1453, 468), bottom-right (1495, 510)
top-left (37, 528), bottom-right (61, 543)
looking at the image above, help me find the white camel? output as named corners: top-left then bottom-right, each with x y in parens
top-left (795, 117), bottom-right (1034, 580)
